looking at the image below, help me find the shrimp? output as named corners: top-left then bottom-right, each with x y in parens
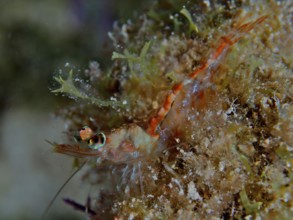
top-left (53, 15), bottom-right (268, 161)
top-left (44, 15), bottom-right (268, 218)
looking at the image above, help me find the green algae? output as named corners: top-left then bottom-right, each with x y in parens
top-left (53, 70), bottom-right (125, 109)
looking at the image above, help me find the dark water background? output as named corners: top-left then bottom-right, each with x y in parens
top-left (0, 1), bottom-right (149, 219)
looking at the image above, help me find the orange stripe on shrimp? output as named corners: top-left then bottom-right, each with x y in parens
top-left (146, 15), bottom-right (268, 138)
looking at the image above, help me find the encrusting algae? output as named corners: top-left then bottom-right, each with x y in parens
top-left (46, 1), bottom-right (292, 219)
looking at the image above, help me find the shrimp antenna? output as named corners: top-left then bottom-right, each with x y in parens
top-left (41, 160), bottom-right (87, 219)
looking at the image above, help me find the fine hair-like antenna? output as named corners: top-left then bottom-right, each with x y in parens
top-left (41, 160), bottom-right (87, 219)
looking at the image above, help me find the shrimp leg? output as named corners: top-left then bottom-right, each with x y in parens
top-left (147, 15), bottom-right (268, 138)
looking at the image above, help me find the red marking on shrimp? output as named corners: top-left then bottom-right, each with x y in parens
top-left (147, 82), bottom-right (183, 138)
top-left (188, 62), bottom-right (209, 79)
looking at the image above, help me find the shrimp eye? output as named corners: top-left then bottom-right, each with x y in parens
top-left (88, 132), bottom-right (106, 150)
top-left (80, 126), bottom-right (94, 141)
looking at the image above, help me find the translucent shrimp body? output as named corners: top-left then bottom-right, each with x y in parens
top-left (54, 15), bottom-right (268, 163)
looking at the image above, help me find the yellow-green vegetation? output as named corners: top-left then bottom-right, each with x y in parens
top-left (52, 0), bottom-right (292, 219)
top-left (53, 70), bottom-right (125, 108)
